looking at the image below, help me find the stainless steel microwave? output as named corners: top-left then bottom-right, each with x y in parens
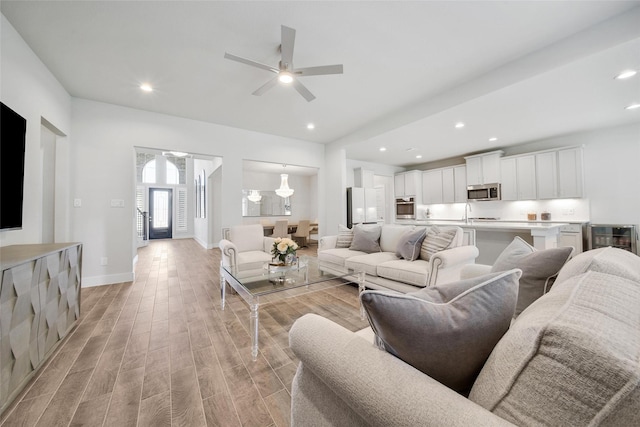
top-left (395, 197), bottom-right (416, 219)
top-left (467, 183), bottom-right (501, 201)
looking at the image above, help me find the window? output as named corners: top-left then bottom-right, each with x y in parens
top-left (142, 159), bottom-right (156, 184)
top-left (166, 160), bottom-right (179, 184)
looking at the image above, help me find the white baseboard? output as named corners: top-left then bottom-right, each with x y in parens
top-left (194, 236), bottom-right (216, 249)
top-left (82, 272), bottom-right (135, 288)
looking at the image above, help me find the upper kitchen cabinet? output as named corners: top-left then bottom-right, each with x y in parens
top-left (421, 165), bottom-right (467, 204)
top-left (536, 151), bottom-right (558, 199)
top-left (453, 166), bottom-right (467, 202)
top-left (500, 155), bottom-right (537, 201)
top-left (557, 147), bottom-right (584, 198)
top-left (395, 170), bottom-right (422, 202)
top-left (465, 150), bottom-right (504, 186)
top-left (536, 146), bottom-right (584, 199)
top-left (422, 169), bottom-right (444, 204)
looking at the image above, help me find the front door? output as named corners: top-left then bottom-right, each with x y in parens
top-left (149, 188), bottom-right (172, 239)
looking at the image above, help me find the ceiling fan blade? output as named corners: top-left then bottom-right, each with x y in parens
top-left (252, 77), bottom-right (279, 96)
top-left (292, 79), bottom-right (316, 102)
top-left (294, 64), bottom-right (344, 76)
top-left (280, 25), bottom-right (296, 67)
top-left (224, 52), bottom-right (278, 73)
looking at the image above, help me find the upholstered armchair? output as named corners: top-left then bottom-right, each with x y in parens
top-left (219, 224), bottom-right (275, 271)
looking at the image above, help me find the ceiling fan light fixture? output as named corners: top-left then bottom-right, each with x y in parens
top-left (275, 173), bottom-right (294, 198)
top-left (278, 72), bottom-right (294, 84)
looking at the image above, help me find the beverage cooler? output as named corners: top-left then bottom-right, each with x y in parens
top-left (588, 224), bottom-right (638, 255)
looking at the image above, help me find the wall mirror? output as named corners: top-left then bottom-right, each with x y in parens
top-left (242, 190), bottom-right (292, 217)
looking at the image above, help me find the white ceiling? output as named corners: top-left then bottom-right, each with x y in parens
top-left (2, 1), bottom-right (639, 169)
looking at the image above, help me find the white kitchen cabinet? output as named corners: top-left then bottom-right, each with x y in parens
top-left (536, 151), bottom-right (558, 199)
top-left (500, 158), bottom-right (518, 201)
top-left (364, 188), bottom-right (378, 222)
top-left (422, 170), bottom-right (443, 204)
top-left (465, 150), bottom-right (503, 186)
top-left (500, 155), bottom-right (536, 200)
top-left (517, 155), bottom-right (537, 200)
top-left (557, 147), bottom-right (584, 198)
top-left (536, 147), bottom-right (584, 199)
top-left (558, 223), bottom-right (583, 253)
top-left (394, 171), bottom-right (422, 201)
top-left (453, 166), bottom-right (467, 202)
top-left (442, 168), bottom-right (455, 203)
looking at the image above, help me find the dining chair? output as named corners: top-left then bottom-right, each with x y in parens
top-left (308, 224), bottom-right (319, 246)
top-left (293, 220), bottom-right (311, 247)
top-left (273, 220), bottom-right (291, 239)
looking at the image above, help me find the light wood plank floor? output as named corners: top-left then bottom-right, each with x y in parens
top-left (1, 239), bottom-right (368, 427)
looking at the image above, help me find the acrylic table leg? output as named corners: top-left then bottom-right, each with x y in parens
top-left (220, 266), bottom-right (226, 310)
top-left (358, 271), bottom-right (366, 320)
top-left (249, 301), bottom-right (259, 361)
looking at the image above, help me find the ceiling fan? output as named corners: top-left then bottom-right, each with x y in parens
top-left (224, 25), bottom-right (343, 102)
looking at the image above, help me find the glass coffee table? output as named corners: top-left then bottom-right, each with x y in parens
top-left (220, 257), bottom-right (365, 361)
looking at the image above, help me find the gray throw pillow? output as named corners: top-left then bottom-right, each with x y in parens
top-left (395, 228), bottom-right (427, 261)
top-left (360, 269), bottom-right (521, 395)
top-left (349, 224), bottom-right (382, 253)
top-left (420, 226), bottom-right (458, 261)
top-left (335, 224), bottom-right (354, 248)
top-left (491, 236), bottom-right (574, 316)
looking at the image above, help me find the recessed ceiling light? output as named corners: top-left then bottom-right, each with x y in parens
top-left (455, 122), bottom-right (465, 129)
top-left (307, 123), bottom-right (315, 130)
top-left (140, 83), bottom-right (153, 92)
top-left (615, 70), bottom-right (637, 80)
top-left (489, 137), bottom-right (498, 142)
top-left (416, 155), bottom-right (422, 159)
top-left (379, 147), bottom-right (387, 152)
top-left (625, 103), bottom-right (640, 110)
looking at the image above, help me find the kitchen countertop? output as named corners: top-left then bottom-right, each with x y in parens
top-left (395, 219), bottom-right (573, 231)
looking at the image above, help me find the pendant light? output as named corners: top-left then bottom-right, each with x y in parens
top-left (275, 165), bottom-right (294, 198)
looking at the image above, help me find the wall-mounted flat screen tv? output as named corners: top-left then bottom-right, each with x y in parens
top-left (1, 102), bottom-right (27, 230)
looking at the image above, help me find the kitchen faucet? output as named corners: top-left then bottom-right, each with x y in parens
top-left (464, 201), bottom-right (472, 224)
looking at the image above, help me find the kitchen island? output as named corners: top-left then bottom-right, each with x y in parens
top-left (396, 219), bottom-right (571, 264)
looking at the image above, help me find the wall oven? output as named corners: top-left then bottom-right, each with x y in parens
top-left (395, 197), bottom-right (415, 219)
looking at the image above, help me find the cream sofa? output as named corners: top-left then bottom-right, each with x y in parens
top-left (289, 246), bottom-right (640, 426)
top-left (219, 224), bottom-right (275, 270)
top-left (318, 224), bottom-right (479, 293)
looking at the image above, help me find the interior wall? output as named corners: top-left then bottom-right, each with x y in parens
top-left (0, 14), bottom-right (71, 247)
top-left (210, 163), bottom-right (223, 244)
top-left (40, 125), bottom-right (56, 243)
top-left (70, 98), bottom-right (325, 286)
top-left (193, 157), bottom-right (215, 248)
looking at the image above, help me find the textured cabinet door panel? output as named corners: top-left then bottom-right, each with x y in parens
top-left (0, 259), bottom-right (41, 409)
top-left (0, 243), bottom-right (82, 413)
